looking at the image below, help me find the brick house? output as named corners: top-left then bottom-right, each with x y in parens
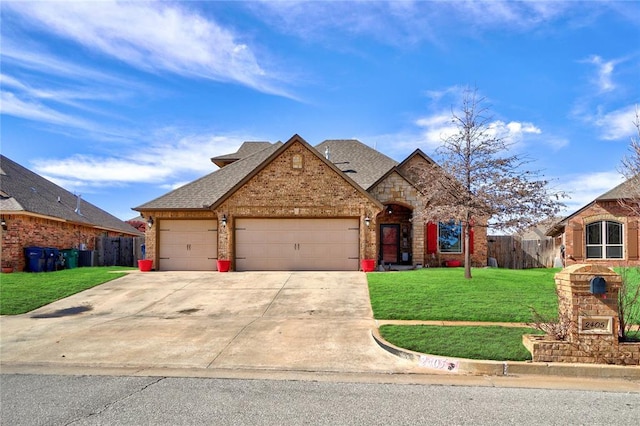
top-left (134, 134), bottom-right (487, 271)
top-left (546, 176), bottom-right (640, 267)
top-left (0, 155), bottom-right (143, 272)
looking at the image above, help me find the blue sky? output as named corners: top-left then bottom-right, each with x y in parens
top-left (1, 1), bottom-right (639, 221)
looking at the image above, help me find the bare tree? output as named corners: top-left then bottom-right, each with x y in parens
top-left (618, 106), bottom-right (640, 215)
top-left (410, 87), bottom-right (565, 279)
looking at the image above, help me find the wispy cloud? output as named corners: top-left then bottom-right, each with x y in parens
top-left (4, 1), bottom-right (291, 97)
top-left (30, 131), bottom-right (252, 192)
top-left (0, 91), bottom-right (95, 129)
top-left (584, 55), bottom-right (617, 93)
top-left (595, 105), bottom-right (639, 141)
top-left (559, 170), bottom-right (626, 214)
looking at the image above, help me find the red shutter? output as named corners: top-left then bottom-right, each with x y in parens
top-left (469, 227), bottom-right (475, 255)
top-left (426, 222), bottom-right (438, 254)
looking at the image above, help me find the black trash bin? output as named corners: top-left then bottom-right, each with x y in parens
top-left (44, 248), bottom-right (60, 272)
top-left (24, 247), bottom-right (46, 272)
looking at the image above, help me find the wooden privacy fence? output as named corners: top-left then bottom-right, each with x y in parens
top-left (488, 236), bottom-right (558, 269)
top-left (95, 236), bottom-right (145, 267)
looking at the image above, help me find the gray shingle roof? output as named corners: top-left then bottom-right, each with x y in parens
top-left (314, 140), bottom-right (398, 189)
top-left (0, 155), bottom-right (142, 235)
top-left (210, 141), bottom-right (274, 167)
top-left (135, 142), bottom-right (283, 210)
top-left (135, 138), bottom-right (398, 211)
top-left (596, 174), bottom-right (639, 201)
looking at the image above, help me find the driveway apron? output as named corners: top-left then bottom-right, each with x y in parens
top-left (0, 272), bottom-right (414, 373)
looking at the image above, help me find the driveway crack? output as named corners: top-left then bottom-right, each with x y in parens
top-left (66, 377), bottom-right (165, 425)
top-left (206, 273), bottom-right (292, 368)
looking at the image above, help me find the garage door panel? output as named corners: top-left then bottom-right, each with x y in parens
top-left (159, 219), bottom-right (217, 271)
top-left (235, 218), bottom-right (359, 271)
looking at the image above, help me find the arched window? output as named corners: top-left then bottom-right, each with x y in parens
top-left (586, 221), bottom-right (623, 259)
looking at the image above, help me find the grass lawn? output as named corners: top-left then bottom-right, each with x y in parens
top-left (379, 325), bottom-right (544, 361)
top-left (0, 267), bottom-right (134, 315)
top-left (367, 267), bottom-right (559, 323)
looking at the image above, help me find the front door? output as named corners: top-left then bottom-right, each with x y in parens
top-left (380, 224), bottom-right (400, 264)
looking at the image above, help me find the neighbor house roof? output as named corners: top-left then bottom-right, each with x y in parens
top-left (314, 139), bottom-right (398, 189)
top-left (546, 174), bottom-right (640, 237)
top-left (0, 155), bottom-right (142, 235)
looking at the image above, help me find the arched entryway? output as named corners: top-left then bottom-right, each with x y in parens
top-left (378, 203), bottom-right (413, 265)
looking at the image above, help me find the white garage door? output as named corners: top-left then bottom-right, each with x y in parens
top-left (235, 218), bottom-right (360, 271)
top-left (158, 219), bottom-right (218, 271)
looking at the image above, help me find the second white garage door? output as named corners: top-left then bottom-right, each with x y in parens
top-left (235, 218), bottom-right (360, 271)
top-left (158, 219), bottom-right (218, 271)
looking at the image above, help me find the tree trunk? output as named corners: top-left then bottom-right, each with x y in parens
top-left (464, 221), bottom-right (472, 279)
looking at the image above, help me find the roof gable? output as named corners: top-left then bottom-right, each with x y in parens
top-left (0, 155), bottom-right (141, 235)
top-left (211, 134), bottom-right (383, 210)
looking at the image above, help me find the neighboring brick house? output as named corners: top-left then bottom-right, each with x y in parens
top-left (0, 155), bottom-right (143, 272)
top-left (134, 134), bottom-right (487, 271)
top-left (547, 176), bottom-right (640, 267)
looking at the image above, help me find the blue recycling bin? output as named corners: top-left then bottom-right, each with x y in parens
top-left (44, 248), bottom-right (60, 272)
top-left (24, 247), bottom-right (46, 272)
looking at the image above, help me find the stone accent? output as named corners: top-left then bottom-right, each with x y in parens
top-left (524, 264), bottom-right (640, 365)
top-left (1, 214), bottom-right (132, 272)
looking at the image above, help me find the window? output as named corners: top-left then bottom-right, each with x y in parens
top-left (439, 221), bottom-right (462, 253)
top-left (586, 221), bottom-right (623, 259)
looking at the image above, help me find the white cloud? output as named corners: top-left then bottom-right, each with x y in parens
top-left (585, 55), bottom-right (617, 93)
top-left (0, 91), bottom-right (94, 129)
top-left (558, 170), bottom-right (626, 214)
top-left (595, 105), bottom-right (638, 141)
top-left (5, 1), bottom-right (290, 97)
top-left (29, 132), bottom-right (250, 191)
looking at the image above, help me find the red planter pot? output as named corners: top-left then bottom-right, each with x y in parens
top-left (138, 259), bottom-right (153, 272)
top-left (361, 259), bottom-right (376, 272)
top-left (217, 260), bottom-right (231, 272)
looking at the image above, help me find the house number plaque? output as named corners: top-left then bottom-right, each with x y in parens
top-left (578, 316), bottom-right (613, 335)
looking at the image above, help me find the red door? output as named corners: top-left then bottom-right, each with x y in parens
top-left (381, 224), bottom-right (400, 263)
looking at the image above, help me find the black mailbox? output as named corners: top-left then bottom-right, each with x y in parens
top-left (590, 276), bottom-right (607, 294)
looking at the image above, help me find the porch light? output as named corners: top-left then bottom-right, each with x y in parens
top-left (364, 215), bottom-right (371, 227)
top-left (387, 206), bottom-right (393, 215)
top-left (1, 217), bottom-right (6, 230)
top-left (146, 216), bottom-right (154, 229)
top-left (221, 214), bottom-right (227, 227)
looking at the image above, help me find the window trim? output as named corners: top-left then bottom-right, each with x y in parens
top-left (585, 220), bottom-right (624, 260)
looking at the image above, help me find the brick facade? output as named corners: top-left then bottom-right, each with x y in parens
top-left (1, 214), bottom-right (131, 272)
top-left (216, 140), bottom-right (382, 269)
top-left (140, 138), bottom-right (490, 270)
top-left (563, 201), bottom-right (640, 267)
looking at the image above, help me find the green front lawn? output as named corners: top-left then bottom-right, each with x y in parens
top-left (368, 267), bottom-right (559, 323)
top-left (379, 325), bottom-right (544, 361)
top-left (0, 267), bottom-right (133, 315)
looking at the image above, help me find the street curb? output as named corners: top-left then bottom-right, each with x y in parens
top-left (371, 329), bottom-right (640, 380)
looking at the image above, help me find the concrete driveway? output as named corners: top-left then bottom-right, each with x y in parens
top-left (0, 271), bottom-right (416, 374)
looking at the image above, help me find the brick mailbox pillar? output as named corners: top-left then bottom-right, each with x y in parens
top-left (556, 264), bottom-right (621, 352)
top-left (524, 264), bottom-right (640, 365)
